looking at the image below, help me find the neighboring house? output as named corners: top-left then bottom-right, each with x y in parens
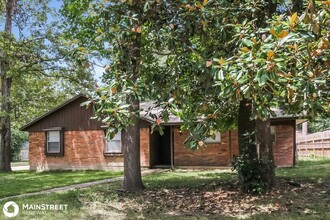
top-left (20, 94), bottom-right (301, 171)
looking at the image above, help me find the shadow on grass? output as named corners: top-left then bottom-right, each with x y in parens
top-left (143, 170), bottom-right (236, 189)
top-left (0, 170), bottom-right (122, 198)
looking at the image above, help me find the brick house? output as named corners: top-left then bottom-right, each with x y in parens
top-left (20, 94), bottom-right (301, 171)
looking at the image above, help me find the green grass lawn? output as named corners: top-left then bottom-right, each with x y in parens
top-left (1, 159), bottom-right (329, 220)
top-left (277, 158), bottom-right (330, 180)
top-left (0, 170), bottom-right (123, 198)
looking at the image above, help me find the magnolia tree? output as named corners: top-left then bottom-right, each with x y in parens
top-left (61, 0), bottom-right (256, 191)
top-left (210, 2), bottom-right (329, 192)
top-left (61, 0), bottom-right (329, 193)
top-left (161, 0), bottom-right (329, 193)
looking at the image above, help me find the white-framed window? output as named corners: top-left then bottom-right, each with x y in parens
top-left (47, 131), bottom-right (61, 153)
top-left (105, 130), bottom-right (122, 153)
top-left (43, 127), bottom-right (63, 156)
top-left (205, 132), bottom-right (221, 143)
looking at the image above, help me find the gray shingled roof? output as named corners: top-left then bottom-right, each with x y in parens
top-left (140, 102), bottom-right (182, 125)
top-left (140, 102), bottom-right (302, 125)
top-left (20, 94), bottom-right (303, 131)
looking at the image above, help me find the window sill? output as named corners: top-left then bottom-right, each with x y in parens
top-left (205, 142), bottom-right (221, 144)
top-left (45, 153), bottom-right (64, 157)
top-left (104, 153), bottom-right (124, 157)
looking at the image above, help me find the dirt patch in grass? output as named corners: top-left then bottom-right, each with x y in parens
top-left (106, 178), bottom-right (330, 219)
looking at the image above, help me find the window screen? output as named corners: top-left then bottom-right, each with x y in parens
top-left (105, 130), bottom-right (122, 153)
top-left (47, 131), bottom-right (60, 153)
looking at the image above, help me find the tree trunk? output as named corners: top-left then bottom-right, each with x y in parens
top-left (237, 99), bottom-right (275, 193)
top-left (238, 98), bottom-right (256, 157)
top-left (255, 118), bottom-right (275, 190)
top-left (122, 0), bottom-right (144, 192)
top-left (122, 98), bottom-right (144, 192)
top-left (237, 98), bottom-right (256, 187)
top-left (0, 0), bottom-right (15, 172)
top-left (234, 0), bottom-right (280, 193)
top-left (0, 76), bottom-right (12, 172)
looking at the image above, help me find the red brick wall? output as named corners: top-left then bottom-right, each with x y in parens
top-left (273, 124), bottom-right (294, 167)
top-left (173, 125), bottom-right (294, 167)
top-left (29, 124), bottom-right (294, 170)
top-left (227, 126), bottom-right (295, 167)
top-left (173, 128), bottom-right (232, 166)
top-left (230, 131), bottom-right (239, 158)
top-left (140, 127), bottom-right (150, 167)
top-left (29, 129), bottom-right (150, 171)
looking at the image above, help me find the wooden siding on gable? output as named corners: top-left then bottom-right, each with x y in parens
top-left (23, 97), bottom-right (104, 132)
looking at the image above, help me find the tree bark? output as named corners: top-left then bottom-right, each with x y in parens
top-left (238, 98), bottom-right (256, 157)
top-left (122, 98), bottom-right (144, 192)
top-left (237, 99), bottom-right (275, 192)
top-left (0, 0), bottom-right (15, 172)
top-left (237, 98), bottom-right (256, 185)
top-left (122, 0), bottom-right (144, 192)
top-left (255, 118), bottom-right (275, 190)
top-left (0, 76), bottom-right (12, 172)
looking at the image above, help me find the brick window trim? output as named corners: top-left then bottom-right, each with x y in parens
top-left (104, 152), bottom-right (124, 157)
top-left (43, 127), bottom-right (64, 157)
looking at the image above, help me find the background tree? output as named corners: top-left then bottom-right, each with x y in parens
top-left (308, 117), bottom-right (330, 133)
top-left (11, 69), bottom-right (95, 129)
top-left (0, 0), bottom-right (16, 171)
top-left (0, 0), bottom-right (96, 171)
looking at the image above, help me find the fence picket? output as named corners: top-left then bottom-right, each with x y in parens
top-left (296, 129), bottom-right (330, 158)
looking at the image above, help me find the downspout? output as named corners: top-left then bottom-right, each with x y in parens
top-left (170, 126), bottom-right (174, 169)
top-left (229, 130), bottom-right (232, 163)
top-left (293, 120), bottom-right (297, 166)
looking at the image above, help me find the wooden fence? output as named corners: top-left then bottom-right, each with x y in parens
top-left (296, 130), bottom-right (330, 158)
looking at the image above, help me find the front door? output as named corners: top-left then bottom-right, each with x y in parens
top-left (150, 126), bottom-right (172, 167)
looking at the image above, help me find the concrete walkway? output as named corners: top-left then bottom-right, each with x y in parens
top-left (11, 166), bottom-right (30, 171)
top-left (0, 169), bottom-right (167, 202)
